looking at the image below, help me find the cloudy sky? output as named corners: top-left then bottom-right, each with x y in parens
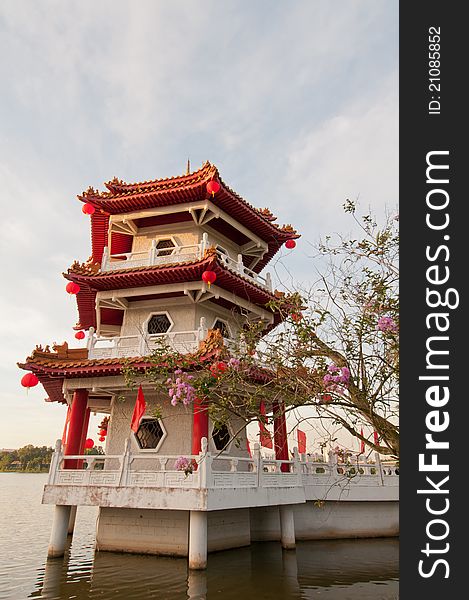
top-left (0, 0), bottom-right (398, 450)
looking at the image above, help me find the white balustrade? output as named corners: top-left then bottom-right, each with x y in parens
top-left (88, 330), bottom-right (203, 359)
top-left (47, 439), bottom-right (398, 493)
top-left (99, 239), bottom-right (273, 292)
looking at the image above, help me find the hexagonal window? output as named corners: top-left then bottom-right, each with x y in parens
top-left (148, 313), bottom-right (172, 334)
top-left (213, 319), bottom-right (230, 338)
top-left (135, 418), bottom-right (164, 449)
top-left (156, 239), bottom-right (176, 257)
top-left (212, 423), bottom-right (231, 451)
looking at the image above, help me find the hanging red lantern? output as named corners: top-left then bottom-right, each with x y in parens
top-left (66, 281), bottom-right (80, 295)
top-left (82, 203), bottom-right (96, 215)
top-left (202, 270), bottom-right (217, 288)
top-left (210, 361), bottom-right (227, 377)
top-left (84, 438), bottom-right (94, 449)
top-left (99, 429), bottom-right (107, 437)
top-left (21, 373), bottom-right (39, 388)
top-left (99, 436), bottom-right (105, 442)
top-left (75, 330), bottom-right (85, 340)
top-left (206, 180), bottom-right (220, 197)
top-left (285, 239), bottom-right (296, 249)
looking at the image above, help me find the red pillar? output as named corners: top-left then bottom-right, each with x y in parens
top-left (77, 408), bottom-right (91, 469)
top-left (273, 400), bottom-right (289, 472)
top-left (192, 398), bottom-right (209, 455)
top-left (64, 390), bottom-right (89, 469)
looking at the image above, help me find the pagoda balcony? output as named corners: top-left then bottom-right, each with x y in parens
top-left (42, 439), bottom-right (399, 513)
top-left (100, 235), bottom-right (273, 293)
top-left (87, 326), bottom-right (238, 360)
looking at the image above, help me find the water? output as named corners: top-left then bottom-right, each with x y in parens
top-left (0, 473), bottom-right (399, 599)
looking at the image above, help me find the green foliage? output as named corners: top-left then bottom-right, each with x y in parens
top-left (119, 204), bottom-right (399, 457)
top-left (0, 445), bottom-right (54, 471)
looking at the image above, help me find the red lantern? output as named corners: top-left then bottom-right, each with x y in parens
top-left (210, 361), bottom-right (227, 377)
top-left (99, 436), bottom-right (105, 442)
top-left (82, 203), bottom-right (96, 215)
top-left (21, 373), bottom-right (39, 388)
top-left (99, 429), bottom-right (107, 436)
top-left (66, 281), bottom-right (80, 295)
top-left (206, 180), bottom-right (220, 198)
top-left (322, 394), bottom-right (332, 403)
top-left (202, 270), bottom-right (217, 288)
top-left (285, 239), bottom-right (296, 249)
top-left (75, 330), bottom-right (85, 340)
top-left (84, 438), bottom-right (94, 449)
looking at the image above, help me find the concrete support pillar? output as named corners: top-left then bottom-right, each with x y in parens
top-left (48, 505), bottom-right (72, 558)
top-left (67, 505), bottom-right (77, 535)
top-left (273, 400), bottom-right (289, 472)
top-left (279, 505), bottom-right (296, 550)
top-left (192, 399), bottom-right (209, 456)
top-left (62, 391), bottom-right (89, 537)
top-left (187, 570), bottom-right (207, 598)
top-left (188, 511), bottom-right (208, 570)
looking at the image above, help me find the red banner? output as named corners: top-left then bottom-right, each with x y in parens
top-left (297, 428), bottom-right (307, 454)
top-left (130, 385), bottom-right (147, 433)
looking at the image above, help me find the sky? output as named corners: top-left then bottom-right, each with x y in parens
top-left (0, 0), bottom-right (398, 450)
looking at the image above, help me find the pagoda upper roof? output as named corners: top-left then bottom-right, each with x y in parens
top-left (65, 249), bottom-right (280, 331)
top-left (80, 162), bottom-right (299, 273)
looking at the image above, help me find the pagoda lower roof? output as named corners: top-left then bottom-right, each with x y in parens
top-left (66, 251), bottom-right (280, 331)
top-left (17, 334), bottom-right (272, 404)
top-left (80, 162), bottom-right (299, 273)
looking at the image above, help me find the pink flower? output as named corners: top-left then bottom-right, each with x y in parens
top-left (377, 316), bottom-right (398, 333)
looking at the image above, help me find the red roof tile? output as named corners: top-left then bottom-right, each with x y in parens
top-left (66, 251), bottom-right (278, 330)
top-left (79, 162), bottom-right (299, 272)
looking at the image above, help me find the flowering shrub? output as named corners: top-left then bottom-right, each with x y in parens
top-left (332, 446), bottom-right (353, 464)
top-left (175, 456), bottom-right (195, 476)
top-left (209, 361), bottom-right (228, 378)
top-left (166, 369), bottom-right (196, 406)
top-left (321, 365), bottom-right (351, 397)
top-left (228, 357), bottom-right (241, 369)
top-left (376, 316), bottom-right (398, 333)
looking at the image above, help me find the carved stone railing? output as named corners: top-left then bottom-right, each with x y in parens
top-left (87, 330), bottom-right (203, 359)
top-left (99, 233), bottom-right (273, 292)
top-left (47, 439), bottom-right (397, 492)
top-left (299, 450), bottom-right (399, 487)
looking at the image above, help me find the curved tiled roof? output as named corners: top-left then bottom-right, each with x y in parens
top-left (65, 250), bottom-right (279, 331)
top-left (17, 332), bottom-right (273, 402)
top-left (79, 162), bottom-right (299, 273)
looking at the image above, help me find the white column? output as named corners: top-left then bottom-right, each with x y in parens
top-left (48, 505), bottom-right (72, 558)
top-left (237, 254), bottom-right (244, 273)
top-left (150, 239), bottom-right (157, 265)
top-left (187, 570), bottom-right (207, 598)
top-left (188, 511), bottom-right (208, 569)
top-left (279, 505), bottom-right (296, 550)
top-left (102, 246), bottom-right (109, 271)
top-left (67, 505), bottom-right (77, 535)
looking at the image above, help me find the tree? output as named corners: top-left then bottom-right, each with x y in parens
top-left (1, 445), bottom-right (54, 471)
top-left (125, 202), bottom-right (399, 458)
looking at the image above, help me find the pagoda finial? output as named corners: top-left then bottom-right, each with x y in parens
top-left (186, 159), bottom-right (190, 175)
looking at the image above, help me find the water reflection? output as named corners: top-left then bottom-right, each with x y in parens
top-left (31, 538), bottom-right (398, 600)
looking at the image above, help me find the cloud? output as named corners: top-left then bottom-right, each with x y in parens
top-left (0, 0), bottom-right (398, 447)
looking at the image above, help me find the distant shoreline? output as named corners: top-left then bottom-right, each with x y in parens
top-left (0, 469), bottom-right (49, 474)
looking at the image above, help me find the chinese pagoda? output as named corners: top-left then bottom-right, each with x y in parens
top-left (18, 162), bottom-right (399, 569)
top-left (17, 162), bottom-right (304, 565)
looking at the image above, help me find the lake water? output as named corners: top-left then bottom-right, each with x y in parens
top-left (0, 473), bottom-right (399, 599)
